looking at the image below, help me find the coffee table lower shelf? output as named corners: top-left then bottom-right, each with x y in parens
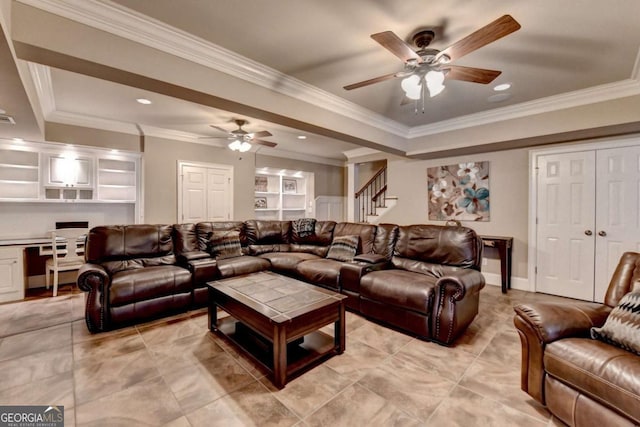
top-left (212, 316), bottom-right (339, 386)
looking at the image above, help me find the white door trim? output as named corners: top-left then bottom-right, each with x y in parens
top-left (177, 160), bottom-right (234, 222)
top-left (528, 134), bottom-right (640, 294)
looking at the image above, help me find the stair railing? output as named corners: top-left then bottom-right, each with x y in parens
top-left (354, 166), bottom-right (387, 222)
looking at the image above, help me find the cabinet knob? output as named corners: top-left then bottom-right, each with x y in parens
top-left (584, 230), bottom-right (592, 236)
top-left (598, 230), bottom-right (607, 237)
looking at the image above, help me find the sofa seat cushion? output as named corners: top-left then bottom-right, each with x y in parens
top-left (295, 259), bottom-right (343, 289)
top-left (545, 337), bottom-right (640, 423)
top-left (259, 252), bottom-right (321, 274)
top-left (109, 265), bottom-right (192, 307)
top-left (360, 270), bottom-right (436, 314)
top-left (216, 256), bottom-right (270, 278)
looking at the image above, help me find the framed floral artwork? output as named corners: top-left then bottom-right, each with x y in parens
top-left (427, 161), bottom-right (490, 221)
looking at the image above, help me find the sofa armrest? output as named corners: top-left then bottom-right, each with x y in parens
top-left (77, 263), bottom-right (110, 292)
top-left (513, 302), bottom-right (611, 344)
top-left (340, 260), bottom-right (388, 293)
top-left (177, 250), bottom-right (211, 264)
top-left (512, 301), bottom-right (611, 403)
top-left (353, 254), bottom-right (387, 264)
top-left (431, 269), bottom-right (485, 345)
top-left (187, 257), bottom-right (219, 286)
top-left (77, 263), bottom-right (111, 333)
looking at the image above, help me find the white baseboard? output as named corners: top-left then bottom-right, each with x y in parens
top-left (482, 272), bottom-right (533, 292)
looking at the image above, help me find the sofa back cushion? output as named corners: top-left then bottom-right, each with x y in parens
top-left (85, 224), bottom-right (177, 274)
top-left (196, 221), bottom-right (246, 251)
top-left (393, 224), bottom-right (482, 271)
top-left (86, 224), bottom-right (174, 262)
top-left (373, 223), bottom-right (399, 260)
top-left (333, 222), bottom-right (376, 255)
top-left (291, 220), bottom-right (336, 245)
top-left (604, 251), bottom-right (640, 308)
top-left (173, 223), bottom-right (198, 254)
top-left (244, 220), bottom-right (291, 245)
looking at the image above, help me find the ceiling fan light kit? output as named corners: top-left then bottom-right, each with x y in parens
top-left (344, 14), bottom-right (521, 109)
top-left (200, 118), bottom-right (277, 151)
top-left (228, 139), bottom-right (252, 152)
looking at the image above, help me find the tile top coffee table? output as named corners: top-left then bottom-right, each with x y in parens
top-left (207, 271), bottom-right (347, 388)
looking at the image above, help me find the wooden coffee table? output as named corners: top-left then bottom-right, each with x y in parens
top-left (207, 271), bottom-right (347, 388)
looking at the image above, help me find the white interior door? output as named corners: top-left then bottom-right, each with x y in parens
top-left (181, 165), bottom-right (207, 222)
top-left (207, 167), bottom-right (232, 221)
top-left (179, 162), bottom-right (233, 223)
top-left (536, 151), bottom-right (596, 300)
top-left (594, 146), bottom-right (640, 302)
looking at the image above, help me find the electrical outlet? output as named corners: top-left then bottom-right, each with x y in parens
top-left (482, 258), bottom-right (488, 266)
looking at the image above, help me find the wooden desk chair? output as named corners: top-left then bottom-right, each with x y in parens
top-left (45, 227), bottom-right (89, 296)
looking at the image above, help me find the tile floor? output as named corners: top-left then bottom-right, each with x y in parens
top-left (0, 284), bottom-right (572, 426)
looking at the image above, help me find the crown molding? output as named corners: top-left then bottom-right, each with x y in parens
top-left (47, 110), bottom-right (139, 135)
top-left (408, 77), bottom-right (640, 139)
top-left (18, 0), bottom-right (409, 139)
top-left (258, 148), bottom-right (346, 168)
top-left (27, 62), bottom-right (55, 116)
top-left (343, 147), bottom-right (381, 160)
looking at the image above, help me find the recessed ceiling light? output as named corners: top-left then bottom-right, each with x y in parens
top-left (297, 135), bottom-right (307, 140)
top-left (136, 98), bottom-right (152, 105)
top-left (493, 83), bottom-right (511, 91)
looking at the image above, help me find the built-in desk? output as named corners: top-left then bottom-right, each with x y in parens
top-left (0, 236), bottom-right (83, 303)
top-left (480, 235), bottom-right (513, 294)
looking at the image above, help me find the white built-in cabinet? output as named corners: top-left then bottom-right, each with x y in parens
top-left (530, 137), bottom-right (640, 302)
top-left (254, 168), bottom-right (314, 220)
top-left (0, 148), bottom-right (39, 199)
top-left (0, 139), bottom-right (141, 206)
top-left (0, 246), bottom-right (24, 303)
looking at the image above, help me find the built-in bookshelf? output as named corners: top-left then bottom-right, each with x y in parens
top-left (254, 168), bottom-right (313, 220)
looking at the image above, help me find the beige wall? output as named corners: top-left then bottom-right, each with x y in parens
top-left (381, 148), bottom-right (529, 282)
top-left (45, 122), bottom-right (140, 152)
top-left (356, 159), bottom-right (386, 189)
top-left (143, 136), bottom-right (256, 223)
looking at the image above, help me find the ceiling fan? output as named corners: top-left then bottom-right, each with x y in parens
top-left (201, 119), bottom-right (277, 152)
top-left (343, 15), bottom-right (521, 99)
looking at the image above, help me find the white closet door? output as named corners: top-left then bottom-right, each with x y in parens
top-left (594, 146), bottom-right (640, 302)
top-left (181, 165), bottom-right (207, 222)
top-left (207, 168), bottom-right (232, 221)
top-left (179, 163), bottom-right (233, 223)
top-left (536, 151), bottom-right (596, 300)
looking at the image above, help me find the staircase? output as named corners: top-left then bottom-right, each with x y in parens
top-left (354, 166), bottom-right (397, 223)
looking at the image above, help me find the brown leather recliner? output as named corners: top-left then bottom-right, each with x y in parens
top-left (78, 224), bottom-right (193, 332)
top-left (513, 251), bottom-right (640, 426)
top-left (343, 224), bottom-right (485, 345)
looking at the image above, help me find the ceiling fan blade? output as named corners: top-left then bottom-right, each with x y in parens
top-left (252, 130), bottom-right (272, 138)
top-left (344, 72), bottom-right (400, 90)
top-left (371, 31), bottom-right (423, 63)
top-left (444, 65), bottom-right (501, 84)
top-left (253, 139), bottom-right (277, 148)
top-left (436, 15), bottom-right (521, 63)
top-left (209, 125), bottom-right (230, 134)
top-left (198, 136), bottom-right (232, 140)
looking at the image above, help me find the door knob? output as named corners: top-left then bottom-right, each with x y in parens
top-left (598, 230), bottom-right (607, 237)
top-left (584, 230), bottom-right (593, 236)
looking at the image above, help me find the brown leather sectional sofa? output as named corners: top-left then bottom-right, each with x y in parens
top-left (78, 219), bottom-right (485, 345)
top-left (513, 252), bottom-right (640, 426)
